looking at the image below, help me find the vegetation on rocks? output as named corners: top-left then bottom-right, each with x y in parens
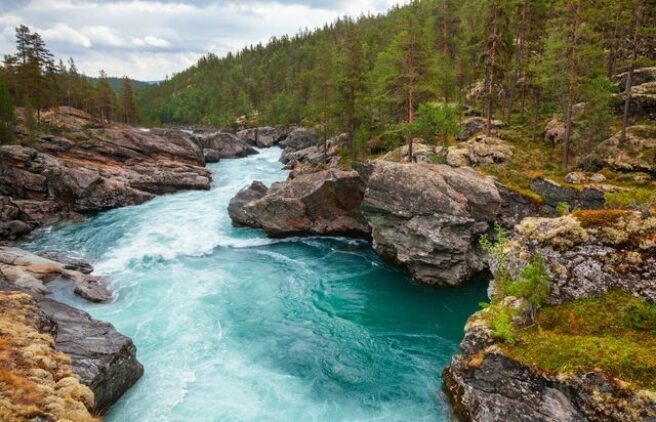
top-left (0, 292), bottom-right (97, 422)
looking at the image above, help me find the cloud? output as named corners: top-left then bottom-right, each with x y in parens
top-left (40, 23), bottom-right (91, 48)
top-left (0, 0), bottom-right (406, 80)
top-left (133, 35), bottom-right (171, 48)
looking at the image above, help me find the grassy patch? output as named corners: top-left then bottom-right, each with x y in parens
top-left (502, 291), bottom-right (656, 390)
top-left (605, 187), bottom-right (656, 209)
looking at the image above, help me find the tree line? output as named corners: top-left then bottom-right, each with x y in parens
top-left (0, 25), bottom-right (139, 142)
top-left (139, 0), bottom-right (654, 168)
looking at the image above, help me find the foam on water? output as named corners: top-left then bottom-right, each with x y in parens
top-left (23, 147), bottom-right (487, 421)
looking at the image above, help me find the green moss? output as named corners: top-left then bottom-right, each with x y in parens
top-left (605, 187), bottom-right (656, 209)
top-left (502, 291), bottom-right (656, 390)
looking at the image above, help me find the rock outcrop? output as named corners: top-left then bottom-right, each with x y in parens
top-left (0, 247), bottom-right (112, 303)
top-left (237, 127), bottom-right (284, 148)
top-left (0, 274), bottom-right (143, 415)
top-left (444, 211), bottom-right (656, 421)
top-left (615, 67), bottom-right (656, 119)
top-left (192, 131), bottom-right (258, 162)
top-left (36, 295), bottom-right (144, 413)
top-left (544, 117), bottom-right (566, 145)
top-left (0, 195), bottom-right (36, 241)
top-left (0, 109), bottom-right (212, 240)
top-left (0, 291), bottom-right (98, 421)
top-left (446, 136), bottom-right (513, 168)
top-left (444, 318), bottom-right (656, 422)
top-left (528, 177), bottom-right (609, 212)
top-left (380, 140), bottom-right (445, 164)
top-left (498, 211), bottom-right (656, 304)
top-left (580, 125), bottom-right (656, 176)
top-left (279, 127), bottom-right (318, 153)
top-left (457, 117), bottom-right (505, 141)
top-left (228, 181), bottom-right (269, 227)
top-left (281, 133), bottom-right (348, 177)
top-left (228, 169), bottom-right (369, 237)
top-left (362, 161), bottom-right (505, 286)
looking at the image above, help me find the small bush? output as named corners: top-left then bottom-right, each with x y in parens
top-left (556, 201), bottom-right (570, 216)
top-left (501, 255), bottom-right (551, 309)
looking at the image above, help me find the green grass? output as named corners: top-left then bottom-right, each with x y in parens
top-left (502, 291), bottom-right (656, 390)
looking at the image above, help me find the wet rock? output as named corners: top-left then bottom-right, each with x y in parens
top-left (192, 131), bottom-right (258, 159)
top-left (0, 247), bottom-right (112, 303)
top-left (35, 296), bottom-right (144, 413)
top-left (228, 181), bottom-right (269, 227)
top-left (362, 161), bottom-right (503, 286)
top-left (0, 195), bottom-right (37, 240)
top-left (237, 127), bottom-right (284, 148)
top-left (230, 169), bottom-right (369, 237)
top-left (446, 135), bottom-right (513, 168)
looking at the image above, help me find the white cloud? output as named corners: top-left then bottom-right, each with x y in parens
top-left (40, 23), bottom-right (91, 48)
top-left (0, 0), bottom-right (406, 80)
top-left (133, 35), bottom-right (170, 48)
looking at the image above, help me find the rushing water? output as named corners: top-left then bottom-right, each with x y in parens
top-left (24, 147), bottom-right (487, 421)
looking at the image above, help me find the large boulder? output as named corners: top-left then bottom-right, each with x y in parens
top-left (0, 195), bottom-right (36, 240)
top-left (446, 135), bottom-right (513, 168)
top-left (457, 117), bottom-right (505, 141)
top-left (615, 66), bottom-right (656, 92)
top-left (192, 131), bottom-right (258, 160)
top-left (228, 181), bottom-right (269, 227)
top-left (617, 81), bottom-right (656, 119)
top-left (229, 169), bottom-right (369, 237)
top-left (380, 140), bottom-right (444, 164)
top-left (35, 296), bottom-right (144, 413)
top-left (362, 162), bottom-right (503, 286)
top-left (237, 127), bottom-right (284, 148)
top-left (580, 125), bottom-right (656, 176)
top-left (279, 127), bottom-right (318, 152)
top-left (544, 117), bottom-right (566, 145)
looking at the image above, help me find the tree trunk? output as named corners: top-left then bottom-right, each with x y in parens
top-left (485, 1), bottom-right (500, 137)
top-left (509, 0), bottom-right (528, 123)
top-left (620, 0), bottom-right (644, 146)
top-left (608, 2), bottom-right (623, 78)
top-left (562, 0), bottom-right (581, 170)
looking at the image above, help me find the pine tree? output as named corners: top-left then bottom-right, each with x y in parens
top-left (0, 75), bottom-right (16, 144)
top-left (119, 76), bottom-right (138, 124)
top-left (620, 0), bottom-right (646, 145)
top-left (97, 70), bottom-right (114, 123)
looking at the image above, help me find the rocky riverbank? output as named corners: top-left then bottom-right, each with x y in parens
top-left (443, 210), bottom-right (656, 421)
top-left (0, 249), bottom-right (143, 417)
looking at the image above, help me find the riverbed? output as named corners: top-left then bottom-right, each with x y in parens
top-left (24, 147), bottom-right (487, 421)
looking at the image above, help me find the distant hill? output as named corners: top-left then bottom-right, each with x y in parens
top-left (87, 76), bottom-right (156, 94)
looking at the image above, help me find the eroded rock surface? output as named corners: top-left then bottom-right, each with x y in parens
top-left (0, 108), bottom-right (212, 240)
top-left (362, 161), bottom-right (504, 286)
top-left (447, 135), bottom-right (513, 168)
top-left (229, 169), bottom-right (369, 237)
top-left (192, 131), bottom-right (258, 161)
top-left (237, 127), bottom-right (284, 148)
top-left (581, 125), bottom-right (656, 177)
top-left (0, 247), bottom-right (112, 302)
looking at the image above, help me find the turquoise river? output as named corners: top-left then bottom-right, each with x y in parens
top-left (24, 147), bottom-right (487, 421)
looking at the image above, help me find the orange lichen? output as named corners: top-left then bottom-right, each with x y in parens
top-left (573, 209), bottom-right (635, 228)
top-left (0, 292), bottom-right (98, 422)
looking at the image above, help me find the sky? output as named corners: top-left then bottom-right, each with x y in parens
top-left (0, 0), bottom-right (405, 81)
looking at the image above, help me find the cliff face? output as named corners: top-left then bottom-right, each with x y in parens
top-left (0, 107), bottom-right (212, 242)
top-left (444, 211), bottom-right (656, 421)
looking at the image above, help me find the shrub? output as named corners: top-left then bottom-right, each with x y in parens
top-left (556, 201), bottom-right (570, 216)
top-left (502, 254), bottom-right (551, 309)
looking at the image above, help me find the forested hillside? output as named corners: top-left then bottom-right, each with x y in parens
top-left (138, 0), bottom-right (655, 161)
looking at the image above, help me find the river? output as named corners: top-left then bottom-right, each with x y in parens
top-left (23, 147), bottom-right (487, 421)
